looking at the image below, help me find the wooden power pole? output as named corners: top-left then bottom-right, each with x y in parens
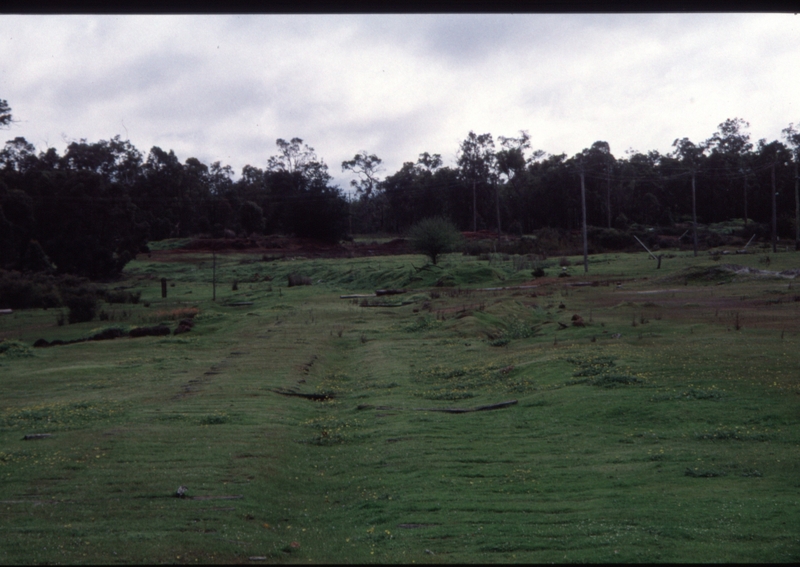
top-left (580, 170), bottom-right (588, 273)
top-left (772, 159), bottom-right (778, 253)
top-left (472, 179), bottom-right (477, 233)
top-left (692, 170), bottom-right (698, 257)
top-left (494, 179), bottom-right (502, 238)
top-left (794, 156), bottom-right (799, 251)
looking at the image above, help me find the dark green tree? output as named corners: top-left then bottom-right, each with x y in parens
top-left (0, 99), bottom-right (12, 128)
top-left (408, 217), bottom-right (463, 265)
top-left (457, 132), bottom-right (496, 232)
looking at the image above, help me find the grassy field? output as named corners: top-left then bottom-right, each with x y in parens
top-left (1, 246), bottom-right (799, 563)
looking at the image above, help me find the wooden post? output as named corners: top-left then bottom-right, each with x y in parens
top-left (633, 235), bottom-right (663, 269)
top-left (580, 170), bottom-right (588, 273)
top-left (772, 160), bottom-right (778, 253)
top-left (161, 278), bottom-right (167, 299)
top-left (691, 171), bottom-right (698, 257)
top-left (212, 249), bottom-right (217, 302)
top-left (794, 157), bottom-right (799, 251)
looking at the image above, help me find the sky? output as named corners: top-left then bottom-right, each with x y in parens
top-left (1, 13), bottom-right (799, 191)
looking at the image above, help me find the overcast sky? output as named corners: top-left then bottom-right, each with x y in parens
top-left (1, 13), bottom-right (798, 191)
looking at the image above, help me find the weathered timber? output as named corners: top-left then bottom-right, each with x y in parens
top-left (189, 495), bottom-right (244, 501)
top-left (415, 400), bottom-right (518, 413)
top-left (375, 289), bottom-right (408, 296)
top-left (359, 301), bottom-right (414, 308)
top-left (271, 388), bottom-right (335, 401)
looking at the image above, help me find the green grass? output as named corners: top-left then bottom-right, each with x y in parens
top-left (1, 248), bottom-right (799, 563)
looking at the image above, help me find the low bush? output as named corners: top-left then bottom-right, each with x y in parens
top-left (100, 288), bottom-right (141, 304)
top-left (0, 270), bottom-right (61, 309)
top-left (63, 288), bottom-right (98, 324)
top-left (288, 273), bottom-right (312, 287)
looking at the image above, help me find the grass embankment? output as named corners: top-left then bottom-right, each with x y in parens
top-left (1, 247), bottom-right (799, 563)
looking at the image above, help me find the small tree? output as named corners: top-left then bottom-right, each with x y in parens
top-left (408, 217), bottom-right (463, 265)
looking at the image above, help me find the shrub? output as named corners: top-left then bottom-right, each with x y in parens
top-left (64, 288), bottom-right (98, 324)
top-left (408, 217), bottom-right (463, 265)
top-left (288, 273), bottom-right (312, 287)
top-left (0, 339), bottom-right (33, 358)
top-left (101, 288), bottom-right (141, 304)
top-left (0, 270), bottom-right (61, 309)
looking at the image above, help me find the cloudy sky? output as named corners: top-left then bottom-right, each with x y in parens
top-left (1, 13), bottom-right (798, 190)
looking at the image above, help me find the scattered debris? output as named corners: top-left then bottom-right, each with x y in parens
top-left (22, 434), bottom-right (52, 440)
top-left (175, 485), bottom-right (188, 498)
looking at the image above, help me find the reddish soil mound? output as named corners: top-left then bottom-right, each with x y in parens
top-left (461, 230), bottom-right (520, 241)
top-left (151, 236), bottom-right (412, 260)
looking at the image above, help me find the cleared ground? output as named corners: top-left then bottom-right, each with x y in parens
top-left (1, 247), bottom-right (799, 563)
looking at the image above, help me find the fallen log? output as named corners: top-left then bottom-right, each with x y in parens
top-left (23, 433), bottom-right (53, 440)
top-left (271, 388), bottom-right (335, 401)
top-left (375, 289), bottom-right (408, 296)
top-left (473, 285), bottom-right (539, 292)
top-left (339, 294), bottom-right (376, 299)
top-left (359, 301), bottom-right (414, 308)
top-left (189, 495), bottom-right (243, 501)
top-left (415, 400), bottom-right (517, 413)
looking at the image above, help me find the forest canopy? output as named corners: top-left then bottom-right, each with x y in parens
top-left (2, 94), bottom-right (799, 280)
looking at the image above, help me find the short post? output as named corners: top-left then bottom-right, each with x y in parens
top-left (161, 278), bottom-right (167, 298)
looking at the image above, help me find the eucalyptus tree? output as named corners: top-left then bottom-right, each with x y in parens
top-left (672, 138), bottom-right (706, 255)
top-left (0, 99), bottom-right (12, 128)
top-left (342, 152), bottom-right (385, 233)
top-left (704, 118), bottom-right (754, 223)
top-left (754, 139), bottom-right (793, 253)
top-left (496, 131), bottom-right (532, 235)
top-left (457, 131), bottom-right (496, 232)
top-left (781, 123), bottom-right (800, 249)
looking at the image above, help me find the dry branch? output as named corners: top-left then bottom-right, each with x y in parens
top-left (416, 400), bottom-right (518, 413)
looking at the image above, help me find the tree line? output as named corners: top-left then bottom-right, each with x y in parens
top-left (355, 120), bottom-right (800, 246)
top-left (2, 94), bottom-right (799, 280)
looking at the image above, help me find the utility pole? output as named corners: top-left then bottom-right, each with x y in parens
top-left (771, 158), bottom-right (778, 253)
top-left (494, 178), bottom-right (502, 238)
top-left (580, 169), bottom-right (588, 273)
top-left (741, 168), bottom-right (748, 227)
top-left (692, 170), bottom-right (698, 257)
top-left (794, 155), bottom-right (799, 251)
top-left (606, 162), bottom-right (612, 229)
top-left (472, 179), bottom-right (477, 233)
